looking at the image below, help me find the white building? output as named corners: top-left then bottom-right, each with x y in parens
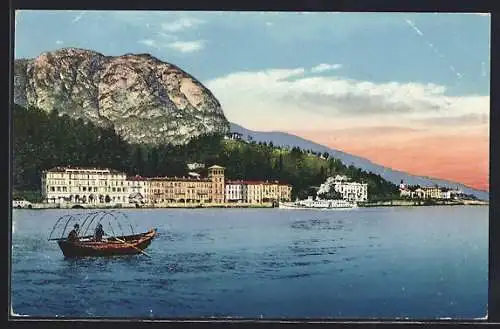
top-left (187, 162), bottom-right (205, 171)
top-left (225, 180), bottom-right (245, 202)
top-left (126, 175), bottom-right (150, 204)
top-left (317, 175), bottom-right (368, 202)
top-left (224, 132), bottom-right (243, 141)
top-left (12, 200), bottom-right (32, 208)
top-left (41, 166), bottom-right (129, 204)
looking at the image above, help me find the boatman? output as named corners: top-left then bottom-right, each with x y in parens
top-left (94, 223), bottom-right (105, 242)
top-left (68, 224), bottom-right (80, 242)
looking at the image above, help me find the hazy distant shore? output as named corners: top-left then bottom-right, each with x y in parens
top-left (359, 199), bottom-right (489, 208)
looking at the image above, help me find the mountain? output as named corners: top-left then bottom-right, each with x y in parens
top-left (13, 48), bottom-right (230, 145)
top-left (230, 123), bottom-right (489, 201)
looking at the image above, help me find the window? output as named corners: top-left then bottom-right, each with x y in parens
top-left (50, 186), bottom-right (55, 192)
top-left (57, 187), bottom-right (61, 192)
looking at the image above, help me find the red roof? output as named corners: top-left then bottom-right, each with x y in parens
top-left (126, 175), bottom-right (148, 181)
top-left (148, 176), bottom-right (211, 182)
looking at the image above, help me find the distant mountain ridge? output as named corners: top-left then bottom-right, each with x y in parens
top-left (230, 123), bottom-right (489, 201)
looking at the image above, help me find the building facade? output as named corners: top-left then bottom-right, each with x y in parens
top-left (126, 175), bottom-right (150, 204)
top-left (261, 181), bottom-right (280, 202)
top-left (147, 177), bottom-right (212, 205)
top-left (208, 165), bottom-right (225, 204)
top-left (41, 165), bottom-right (293, 206)
top-left (279, 184), bottom-right (293, 202)
top-left (224, 132), bottom-right (243, 141)
top-left (243, 182), bottom-right (263, 204)
top-left (225, 180), bottom-right (245, 203)
top-left (41, 166), bottom-right (129, 204)
top-left (423, 186), bottom-right (441, 199)
top-left (318, 175), bottom-right (368, 202)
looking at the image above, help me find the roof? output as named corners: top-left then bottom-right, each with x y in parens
top-left (243, 180), bottom-right (266, 185)
top-left (44, 166), bottom-right (124, 174)
top-left (226, 180), bottom-right (292, 186)
top-left (126, 175), bottom-right (148, 181)
top-left (226, 180), bottom-right (246, 185)
top-left (148, 176), bottom-right (211, 182)
top-left (208, 165), bottom-right (225, 169)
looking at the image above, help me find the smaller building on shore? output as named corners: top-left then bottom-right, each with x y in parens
top-left (224, 132), bottom-right (243, 141)
top-left (399, 180), bottom-right (464, 200)
top-left (317, 175), bottom-right (368, 202)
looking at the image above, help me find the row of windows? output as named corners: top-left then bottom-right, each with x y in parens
top-left (46, 180), bottom-right (127, 186)
top-left (150, 182), bottom-right (211, 188)
top-left (48, 186), bottom-right (129, 193)
top-left (47, 173), bottom-right (125, 180)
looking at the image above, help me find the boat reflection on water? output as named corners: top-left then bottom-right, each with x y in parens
top-left (279, 196), bottom-right (357, 210)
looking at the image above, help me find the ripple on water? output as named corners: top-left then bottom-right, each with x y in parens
top-left (290, 218), bottom-right (346, 231)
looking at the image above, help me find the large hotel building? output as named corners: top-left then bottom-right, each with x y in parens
top-left (41, 165), bottom-right (292, 205)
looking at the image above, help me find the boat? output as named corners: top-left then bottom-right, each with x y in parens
top-left (48, 210), bottom-right (158, 258)
top-left (279, 197), bottom-right (357, 210)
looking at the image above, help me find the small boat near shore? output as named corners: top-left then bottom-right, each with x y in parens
top-left (279, 197), bottom-right (357, 210)
top-left (48, 210), bottom-right (157, 258)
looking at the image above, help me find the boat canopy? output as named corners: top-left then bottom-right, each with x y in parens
top-left (48, 210), bottom-right (136, 241)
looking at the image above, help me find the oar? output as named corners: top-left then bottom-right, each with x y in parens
top-left (112, 236), bottom-right (152, 258)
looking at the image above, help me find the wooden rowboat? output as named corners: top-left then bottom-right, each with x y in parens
top-left (55, 228), bottom-right (157, 258)
top-left (48, 210), bottom-right (158, 258)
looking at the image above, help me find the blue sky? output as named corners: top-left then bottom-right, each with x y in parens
top-left (14, 10), bottom-right (491, 189)
top-left (14, 10), bottom-right (490, 131)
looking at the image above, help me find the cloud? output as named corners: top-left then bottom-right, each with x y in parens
top-left (55, 40), bottom-right (63, 45)
top-left (205, 66), bottom-right (489, 131)
top-left (161, 17), bottom-right (205, 32)
top-left (167, 40), bottom-right (205, 53)
top-left (413, 113), bottom-right (489, 126)
top-left (311, 63), bottom-right (342, 73)
top-left (266, 22), bottom-right (274, 26)
top-left (138, 39), bottom-right (159, 48)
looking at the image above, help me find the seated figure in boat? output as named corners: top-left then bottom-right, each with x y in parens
top-left (94, 223), bottom-right (105, 242)
top-left (67, 224), bottom-right (80, 242)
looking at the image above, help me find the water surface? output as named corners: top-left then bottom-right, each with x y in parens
top-left (11, 206), bottom-right (488, 319)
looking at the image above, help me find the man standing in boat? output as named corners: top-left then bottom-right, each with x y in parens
top-left (67, 224), bottom-right (80, 242)
top-left (94, 223), bottom-right (105, 242)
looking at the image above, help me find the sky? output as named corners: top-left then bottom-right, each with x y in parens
top-left (14, 11), bottom-right (491, 191)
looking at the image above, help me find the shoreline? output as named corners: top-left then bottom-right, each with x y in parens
top-left (12, 200), bottom-right (488, 210)
top-left (13, 202), bottom-right (276, 210)
top-left (358, 200), bottom-right (489, 208)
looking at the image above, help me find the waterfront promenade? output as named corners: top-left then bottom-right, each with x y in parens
top-left (15, 199), bottom-right (488, 210)
top-left (20, 201), bottom-right (276, 210)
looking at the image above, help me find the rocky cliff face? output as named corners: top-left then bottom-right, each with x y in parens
top-left (13, 48), bottom-right (230, 145)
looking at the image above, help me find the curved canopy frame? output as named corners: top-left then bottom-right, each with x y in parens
top-left (48, 210), bottom-right (136, 241)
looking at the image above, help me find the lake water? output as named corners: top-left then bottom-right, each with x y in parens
top-left (10, 206), bottom-right (488, 319)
